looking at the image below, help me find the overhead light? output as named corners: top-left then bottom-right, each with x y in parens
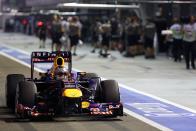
top-left (138, 0), bottom-right (196, 4)
top-left (57, 3), bottom-right (140, 9)
top-left (60, 12), bottom-right (77, 15)
top-left (11, 9), bottom-right (18, 13)
top-left (48, 10), bottom-right (59, 14)
top-left (39, 10), bottom-right (44, 14)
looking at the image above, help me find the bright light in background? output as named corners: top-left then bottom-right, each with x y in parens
top-left (57, 3), bottom-right (140, 9)
top-left (10, 9), bottom-right (18, 13)
top-left (137, 0), bottom-right (196, 4)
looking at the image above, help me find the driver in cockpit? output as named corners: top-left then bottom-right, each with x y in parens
top-left (41, 56), bottom-right (70, 81)
top-left (53, 66), bottom-right (68, 80)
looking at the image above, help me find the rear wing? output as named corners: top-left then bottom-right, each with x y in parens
top-left (31, 51), bottom-right (72, 79)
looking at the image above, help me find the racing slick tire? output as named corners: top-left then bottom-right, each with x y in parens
top-left (17, 81), bottom-right (37, 108)
top-left (6, 74), bottom-right (25, 110)
top-left (101, 80), bottom-right (120, 103)
top-left (15, 81), bottom-right (37, 118)
top-left (101, 80), bottom-right (122, 117)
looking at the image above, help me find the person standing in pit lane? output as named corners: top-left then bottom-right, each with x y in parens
top-left (143, 18), bottom-right (156, 59)
top-left (91, 20), bottom-right (102, 53)
top-left (37, 21), bottom-right (47, 48)
top-left (68, 16), bottom-right (82, 56)
top-left (99, 20), bottom-right (111, 57)
top-left (124, 16), bottom-right (141, 57)
top-left (164, 23), bottom-right (174, 58)
top-left (50, 15), bottom-right (63, 51)
top-left (61, 17), bottom-right (70, 51)
top-left (170, 18), bottom-right (183, 62)
top-left (110, 17), bottom-right (122, 51)
top-left (182, 16), bottom-right (196, 70)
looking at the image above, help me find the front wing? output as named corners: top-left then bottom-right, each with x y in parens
top-left (16, 102), bottom-right (123, 118)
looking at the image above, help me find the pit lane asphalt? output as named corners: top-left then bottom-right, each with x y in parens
top-left (0, 55), bottom-right (160, 131)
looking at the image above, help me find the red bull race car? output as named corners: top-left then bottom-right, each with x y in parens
top-left (6, 51), bottom-right (123, 119)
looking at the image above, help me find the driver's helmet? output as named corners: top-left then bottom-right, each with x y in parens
top-left (54, 66), bottom-right (67, 80)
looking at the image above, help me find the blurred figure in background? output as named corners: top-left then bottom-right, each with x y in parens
top-left (164, 27), bottom-right (174, 59)
top-left (61, 17), bottom-right (70, 51)
top-left (99, 20), bottom-right (111, 57)
top-left (136, 18), bottom-right (144, 56)
top-left (51, 15), bottom-right (63, 51)
top-left (170, 18), bottom-right (183, 62)
top-left (143, 18), bottom-right (156, 59)
top-left (182, 16), bottom-right (195, 69)
top-left (91, 20), bottom-right (102, 53)
top-left (68, 16), bottom-right (82, 56)
top-left (125, 16), bottom-right (141, 57)
top-left (37, 20), bottom-right (47, 48)
top-left (21, 18), bottom-right (28, 34)
top-left (4, 18), bottom-right (15, 32)
top-left (118, 23), bottom-right (126, 54)
top-left (154, 4), bottom-right (167, 52)
top-left (110, 17), bottom-right (122, 50)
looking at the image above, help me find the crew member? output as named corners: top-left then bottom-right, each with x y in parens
top-left (68, 17), bottom-right (82, 56)
top-left (143, 18), bottom-right (156, 59)
top-left (182, 17), bottom-right (196, 69)
top-left (51, 15), bottom-right (63, 51)
top-left (100, 20), bottom-right (111, 57)
top-left (170, 18), bottom-right (183, 62)
top-left (37, 21), bottom-right (47, 48)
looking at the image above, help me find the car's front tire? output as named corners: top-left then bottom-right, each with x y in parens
top-left (15, 81), bottom-right (37, 118)
top-left (6, 74), bottom-right (25, 111)
top-left (17, 81), bottom-right (37, 107)
top-left (101, 80), bottom-right (120, 103)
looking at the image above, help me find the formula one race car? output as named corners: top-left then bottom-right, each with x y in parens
top-left (6, 51), bottom-right (123, 119)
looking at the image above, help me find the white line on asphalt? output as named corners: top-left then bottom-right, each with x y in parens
top-left (124, 108), bottom-right (172, 131)
top-left (120, 84), bottom-right (196, 114)
top-left (0, 52), bottom-right (44, 73)
top-left (0, 43), bottom-right (30, 55)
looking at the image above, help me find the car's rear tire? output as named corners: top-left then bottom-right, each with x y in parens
top-left (17, 81), bottom-right (37, 108)
top-left (6, 74), bottom-right (25, 110)
top-left (101, 80), bottom-right (120, 103)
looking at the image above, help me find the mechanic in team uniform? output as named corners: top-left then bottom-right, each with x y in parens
top-left (91, 20), bottom-right (102, 53)
top-left (61, 17), bottom-right (70, 51)
top-left (37, 21), bottom-right (47, 48)
top-left (110, 17), bottom-right (122, 50)
top-left (143, 18), bottom-right (156, 59)
top-left (182, 17), bottom-right (196, 69)
top-left (99, 20), bottom-right (111, 57)
top-left (170, 18), bottom-right (183, 62)
top-left (125, 17), bottom-right (141, 57)
top-left (51, 15), bottom-right (63, 51)
top-left (68, 17), bottom-right (82, 56)
top-left (165, 25), bottom-right (174, 58)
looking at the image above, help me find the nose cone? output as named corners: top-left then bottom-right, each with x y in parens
top-left (62, 89), bottom-right (82, 98)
